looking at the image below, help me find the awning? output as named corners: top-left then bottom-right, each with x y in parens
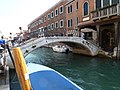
top-left (81, 28), bottom-right (96, 32)
top-left (78, 21), bottom-right (95, 28)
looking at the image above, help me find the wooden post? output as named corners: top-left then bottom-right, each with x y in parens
top-left (96, 25), bottom-right (100, 46)
top-left (114, 22), bottom-right (118, 46)
top-left (118, 39), bottom-right (120, 60)
top-left (12, 47), bottom-right (31, 90)
top-left (117, 22), bottom-right (120, 60)
top-left (114, 22), bottom-right (119, 60)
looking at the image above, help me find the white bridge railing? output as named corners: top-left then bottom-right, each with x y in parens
top-left (46, 37), bottom-right (99, 55)
top-left (6, 36), bottom-right (100, 69)
top-left (19, 36), bottom-right (99, 56)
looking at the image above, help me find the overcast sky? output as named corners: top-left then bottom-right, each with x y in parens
top-left (0, 0), bottom-right (60, 37)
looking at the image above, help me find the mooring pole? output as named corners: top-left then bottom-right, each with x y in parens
top-left (12, 47), bottom-right (31, 90)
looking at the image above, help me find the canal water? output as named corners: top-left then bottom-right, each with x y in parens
top-left (10, 47), bottom-right (120, 90)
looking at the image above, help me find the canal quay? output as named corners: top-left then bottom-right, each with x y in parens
top-left (1, 35), bottom-right (119, 90)
top-left (0, 65), bottom-right (9, 90)
top-left (0, 35), bottom-right (120, 90)
top-left (9, 47), bottom-right (120, 90)
top-left (1, 0), bottom-right (120, 90)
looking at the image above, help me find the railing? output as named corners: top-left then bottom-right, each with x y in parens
top-left (17, 36), bottom-right (100, 56)
top-left (46, 36), bottom-right (99, 54)
top-left (91, 4), bottom-right (120, 20)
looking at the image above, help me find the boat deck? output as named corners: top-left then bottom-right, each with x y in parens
top-left (0, 65), bottom-right (10, 90)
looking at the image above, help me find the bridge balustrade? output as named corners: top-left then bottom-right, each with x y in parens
top-left (45, 36), bottom-right (99, 55)
top-left (18, 36), bottom-right (99, 56)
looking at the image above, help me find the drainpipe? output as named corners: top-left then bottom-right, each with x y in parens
top-left (96, 25), bottom-right (100, 47)
top-left (116, 31), bottom-right (120, 60)
top-left (78, 28), bottom-right (81, 37)
top-left (117, 24), bottom-right (120, 60)
top-left (114, 22), bottom-right (118, 46)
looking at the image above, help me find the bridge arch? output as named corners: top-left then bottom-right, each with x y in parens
top-left (20, 37), bottom-right (99, 57)
top-left (60, 41), bottom-right (92, 56)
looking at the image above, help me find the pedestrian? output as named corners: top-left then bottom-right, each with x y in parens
top-left (0, 36), bottom-right (5, 66)
top-left (81, 32), bottom-right (85, 39)
top-left (9, 32), bottom-right (14, 46)
top-left (0, 36), bottom-right (5, 49)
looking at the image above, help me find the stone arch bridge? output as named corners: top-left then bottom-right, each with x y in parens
top-left (19, 36), bottom-right (100, 57)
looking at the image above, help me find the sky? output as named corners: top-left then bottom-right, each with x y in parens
top-left (0, 0), bottom-right (60, 37)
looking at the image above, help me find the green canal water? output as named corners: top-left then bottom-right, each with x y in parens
top-left (10, 47), bottom-right (120, 90)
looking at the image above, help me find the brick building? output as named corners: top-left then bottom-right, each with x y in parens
top-left (28, 0), bottom-right (67, 37)
top-left (78, 0), bottom-right (120, 52)
top-left (65, 0), bottom-right (95, 37)
top-left (91, 0), bottom-right (120, 52)
top-left (66, 0), bottom-right (120, 52)
top-left (28, 0), bottom-right (120, 53)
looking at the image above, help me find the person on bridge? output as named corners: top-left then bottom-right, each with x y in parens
top-left (0, 36), bottom-right (5, 67)
top-left (81, 32), bottom-right (85, 39)
top-left (8, 32), bottom-right (14, 46)
top-left (0, 36), bottom-right (5, 50)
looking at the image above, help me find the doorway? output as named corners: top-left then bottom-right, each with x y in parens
top-left (101, 29), bottom-right (115, 52)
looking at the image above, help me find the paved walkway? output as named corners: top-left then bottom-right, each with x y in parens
top-left (0, 66), bottom-right (10, 90)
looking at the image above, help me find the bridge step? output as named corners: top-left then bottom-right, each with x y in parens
top-left (97, 50), bottom-right (112, 58)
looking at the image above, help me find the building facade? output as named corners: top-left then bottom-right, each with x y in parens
top-left (28, 0), bottom-right (67, 37)
top-left (83, 0), bottom-right (120, 52)
top-left (91, 0), bottom-right (120, 52)
top-left (28, 0), bottom-right (120, 53)
top-left (65, 0), bottom-right (95, 38)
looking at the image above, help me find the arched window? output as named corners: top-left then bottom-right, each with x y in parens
top-left (83, 2), bottom-right (89, 16)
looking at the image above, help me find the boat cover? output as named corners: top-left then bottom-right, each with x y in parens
top-left (27, 63), bottom-right (83, 90)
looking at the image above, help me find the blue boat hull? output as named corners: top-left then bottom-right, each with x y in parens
top-left (27, 63), bottom-right (83, 90)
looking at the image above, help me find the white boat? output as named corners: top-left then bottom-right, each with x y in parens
top-left (27, 63), bottom-right (83, 90)
top-left (52, 45), bottom-right (69, 53)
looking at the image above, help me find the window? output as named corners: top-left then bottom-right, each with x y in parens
top-left (55, 21), bottom-right (59, 28)
top-left (47, 13), bottom-right (51, 20)
top-left (68, 6), bottom-right (69, 13)
top-left (96, 0), bottom-right (101, 9)
top-left (51, 23), bottom-right (54, 30)
top-left (60, 20), bottom-right (64, 28)
top-left (47, 24), bottom-right (51, 30)
top-left (112, 0), bottom-right (119, 5)
top-left (70, 5), bottom-right (72, 12)
top-left (103, 0), bottom-right (110, 7)
top-left (41, 27), bottom-right (44, 32)
top-left (68, 5), bottom-right (72, 13)
top-left (44, 26), bottom-right (47, 30)
top-left (51, 11), bottom-right (54, 18)
top-left (44, 16), bottom-right (46, 22)
top-left (55, 8), bottom-right (58, 16)
top-left (76, 1), bottom-right (78, 10)
top-left (59, 5), bottom-right (64, 14)
top-left (76, 17), bottom-right (78, 25)
top-left (83, 2), bottom-right (89, 16)
top-left (38, 19), bottom-right (41, 24)
top-left (41, 18), bottom-right (44, 23)
top-left (68, 19), bottom-right (72, 27)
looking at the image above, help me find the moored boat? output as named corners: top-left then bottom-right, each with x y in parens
top-left (12, 47), bottom-right (83, 90)
top-left (27, 63), bottom-right (83, 90)
top-left (52, 45), bottom-right (69, 53)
